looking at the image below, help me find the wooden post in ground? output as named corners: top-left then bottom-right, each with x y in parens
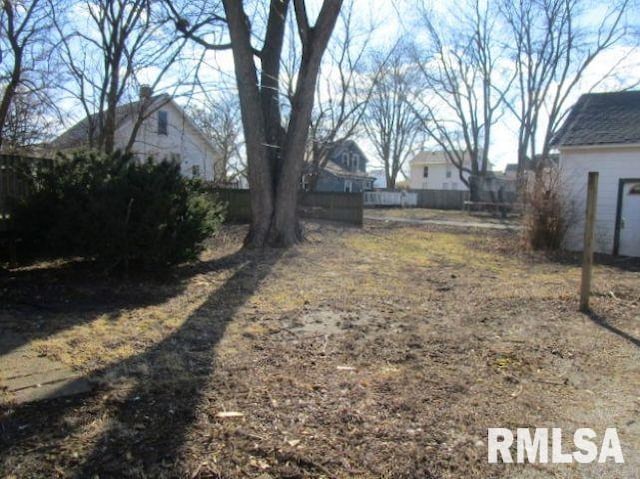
top-left (580, 172), bottom-right (599, 312)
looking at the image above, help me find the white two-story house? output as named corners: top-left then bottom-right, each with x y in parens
top-left (51, 88), bottom-right (218, 181)
top-left (409, 150), bottom-right (471, 191)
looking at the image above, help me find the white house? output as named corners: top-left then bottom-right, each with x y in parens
top-left (552, 91), bottom-right (640, 257)
top-left (51, 88), bottom-right (219, 181)
top-left (409, 150), bottom-right (471, 191)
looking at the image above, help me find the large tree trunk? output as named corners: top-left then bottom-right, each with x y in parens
top-left (224, 0), bottom-right (342, 248)
top-left (103, 48), bottom-right (123, 155)
top-left (224, 1), bottom-right (274, 248)
top-left (307, 142), bottom-right (324, 192)
top-left (271, 52), bottom-right (324, 245)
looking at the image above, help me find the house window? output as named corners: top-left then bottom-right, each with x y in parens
top-left (442, 182), bottom-right (449, 190)
top-left (423, 166), bottom-right (429, 178)
top-left (446, 169), bottom-right (452, 178)
top-left (191, 165), bottom-right (200, 178)
top-left (344, 180), bottom-right (353, 193)
top-left (301, 175), bottom-right (309, 191)
top-left (158, 110), bottom-right (168, 135)
top-left (451, 182), bottom-right (458, 190)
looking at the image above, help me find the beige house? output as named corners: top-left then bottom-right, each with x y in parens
top-left (51, 90), bottom-right (219, 182)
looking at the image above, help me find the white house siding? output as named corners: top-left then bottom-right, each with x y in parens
top-left (409, 162), bottom-right (470, 191)
top-left (560, 145), bottom-right (640, 255)
top-left (114, 101), bottom-right (216, 182)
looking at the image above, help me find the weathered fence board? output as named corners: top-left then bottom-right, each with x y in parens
top-left (0, 155), bottom-right (53, 232)
top-left (300, 191), bottom-right (363, 225)
top-left (211, 188), bottom-right (363, 226)
top-left (413, 189), bottom-right (469, 210)
top-left (211, 188), bottom-right (253, 223)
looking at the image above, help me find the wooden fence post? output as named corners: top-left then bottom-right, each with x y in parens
top-left (580, 172), bottom-right (599, 312)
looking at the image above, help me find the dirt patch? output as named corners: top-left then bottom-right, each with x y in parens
top-left (1, 221), bottom-right (639, 478)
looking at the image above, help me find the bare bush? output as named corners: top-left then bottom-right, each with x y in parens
top-left (524, 168), bottom-right (576, 251)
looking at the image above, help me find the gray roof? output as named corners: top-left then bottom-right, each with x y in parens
top-left (325, 140), bottom-right (369, 164)
top-left (552, 91), bottom-right (640, 147)
top-left (51, 94), bottom-right (171, 150)
top-left (322, 159), bottom-right (374, 180)
top-left (308, 140), bottom-right (375, 180)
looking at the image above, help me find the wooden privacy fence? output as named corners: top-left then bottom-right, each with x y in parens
top-left (300, 191), bottom-right (363, 225)
top-left (212, 188), bottom-right (252, 223)
top-left (413, 189), bottom-right (469, 210)
top-left (211, 188), bottom-right (363, 226)
top-left (0, 155), bottom-right (52, 232)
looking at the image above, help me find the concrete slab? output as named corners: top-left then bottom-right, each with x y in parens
top-left (0, 331), bottom-right (91, 404)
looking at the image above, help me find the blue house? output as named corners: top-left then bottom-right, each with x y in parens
top-left (303, 140), bottom-right (375, 193)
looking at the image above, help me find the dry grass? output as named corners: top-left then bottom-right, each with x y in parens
top-left (366, 207), bottom-right (521, 225)
top-left (1, 220), bottom-right (640, 478)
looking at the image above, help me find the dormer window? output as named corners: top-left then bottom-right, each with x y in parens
top-left (158, 110), bottom-right (168, 135)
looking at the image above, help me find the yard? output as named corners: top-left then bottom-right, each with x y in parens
top-left (364, 207), bottom-right (522, 227)
top-left (1, 218), bottom-right (640, 478)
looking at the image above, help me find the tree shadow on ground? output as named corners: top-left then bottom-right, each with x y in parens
top-left (0, 247), bottom-right (282, 477)
top-left (0, 248), bottom-right (248, 356)
top-left (540, 251), bottom-right (640, 273)
top-left (586, 311), bottom-right (640, 349)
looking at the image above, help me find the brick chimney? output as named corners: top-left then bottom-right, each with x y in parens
top-left (139, 84), bottom-right (152, 101)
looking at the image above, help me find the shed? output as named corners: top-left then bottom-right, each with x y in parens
top-left (552, 91), bottom-right (640, 257)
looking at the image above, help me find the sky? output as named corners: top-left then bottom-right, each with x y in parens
top-left (58, 0), bottom-right (640, 177)
top-left (343, 0), bottom-right (640, 174)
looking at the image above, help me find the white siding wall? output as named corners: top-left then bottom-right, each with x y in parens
top-left (114, 102), bottom-right (216, 181)
top-left (560, 145), bottom-right (640, 254)
top-left (409, 163), bottom-right (470, 190)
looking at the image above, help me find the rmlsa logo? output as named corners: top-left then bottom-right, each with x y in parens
top-left (488, 428), bottom-right (624, 464)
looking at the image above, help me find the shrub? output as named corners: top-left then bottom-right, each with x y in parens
top-left (11, 150), bottom-right (224, 271)
top-left (523, 169), bottom-right (575, 251)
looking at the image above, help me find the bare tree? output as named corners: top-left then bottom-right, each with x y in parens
top-left (364, 42), bottom-right (422, 190)
top-left (187, 93), bottom-right (245, 185)
top-left (0, 0), bottom-right (60, 151)
top-left (0, 85), bottom-right (56, 152)
top-left (167, 0), bottom-right (343, 247)
top-left (412, 0), bottom-right (512, 199)
top-left (501, 0), bottom-right (631, 178)
top-left (54, 0), bottom-right (186, 153)
top-left (303, 2), bottom-right (377, 191)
